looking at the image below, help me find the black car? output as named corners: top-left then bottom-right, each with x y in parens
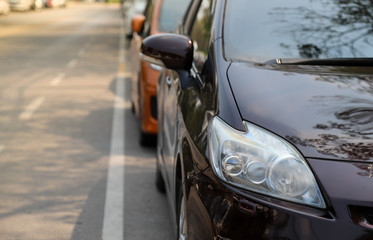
top-left (141, 0), bottom-right (373, 239)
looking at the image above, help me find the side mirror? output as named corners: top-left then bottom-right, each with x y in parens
top-left (131, 14), bottom-right (146, 33)
top-left (140, 33), bottom-right (193, 71)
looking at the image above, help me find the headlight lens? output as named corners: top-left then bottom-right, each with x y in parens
top-left (209, 117), bottom-right (326, 208)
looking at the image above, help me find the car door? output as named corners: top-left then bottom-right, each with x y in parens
top-left (160, 68), bottom-right (179, 189)
top-left (161, 0), bottom-right (215, 191)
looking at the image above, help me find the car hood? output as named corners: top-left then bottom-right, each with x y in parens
top-left (227, 62), bottom-right (373, 161)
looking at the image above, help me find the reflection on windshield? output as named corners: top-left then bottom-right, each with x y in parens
top-left (224, 0), bottom-right (373, 62)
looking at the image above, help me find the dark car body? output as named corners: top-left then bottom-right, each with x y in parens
top-left (142, 0), bottom-right (373, 239)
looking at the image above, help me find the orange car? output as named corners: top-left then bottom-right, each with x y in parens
top-left (130, 0), bottom-right (190, 145)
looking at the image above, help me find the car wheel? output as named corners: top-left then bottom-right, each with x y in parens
top-left (139, 128), bottom-right (152, 146)
top-left (139, 126), bottom-right (156, 146)
top-left (139, 100), bottom-right (154, 146)
top-left (131, 101), bottom-right (135, 114)
top-left (155, 160), bottom-right (165, 193)
top-left (138, 81), bottom-right (150, 146)
top-left (177, 189), bottom-right (186, 240)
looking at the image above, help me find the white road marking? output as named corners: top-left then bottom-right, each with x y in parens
top-left (67, 58), bottom-right (78, 68)
top-left (50, 73), bottom-right (65, 86)
top-left (116, 71), bottom-right (132, 79)
top-left (102, 77), bottom-right (125, 240)
top-left (0, 145), bottom-right (4, 154)
top-left (102, 19), bottom-right (126, 240)
top-left (118, 48), bottom-right (125, 63)
top-left (19, 97), bottom-right (45, 120)
top-left (123, 100), bottom-right (132, 110)
top-left (118, 29), bottom-right (125, 64)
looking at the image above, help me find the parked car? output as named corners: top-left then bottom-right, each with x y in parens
top-left (0, 0), bottom-right (9, 14)
top-left (122, 0), bottom-right (146, 35)
top-left (141, 0), bottom-right (373, 239)
top-left (44, 0), bottom-right (66, 8)
top-left (9, 0), bottom-right (33, 11)
top-left (32, 0), bottom-right (43, 10)
top-left (129, 0), bottom-right (190, 145)
top-left (9, 0), bottom-right (42, 11)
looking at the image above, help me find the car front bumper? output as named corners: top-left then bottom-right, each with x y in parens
top-left (184, 163), bottom-right (373, 240)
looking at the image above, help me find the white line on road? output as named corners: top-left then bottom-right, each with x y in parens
top-left (118, 48), bottom-right (125, 63)
top-left (102, 77), bottom-right (125, 240)
top-left (19, 97), bottom-right (45, 120)
top-left (50, 72), bottom-right (65, 86)
top-left (67, 58), bottom-right (78, 69)
top-left (118, 25), bottom-right (125, 64)
top-left (0, 145), bottom-right (4, 154)
top-left (102, 19), bottom-right (126, 240)
top-left (116, 71), bottom-right (132, 79)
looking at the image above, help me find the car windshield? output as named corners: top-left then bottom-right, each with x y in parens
top-left (224, 0), bottom-right (373, 63)
top-left (158, 0), bottom-right (190, 32)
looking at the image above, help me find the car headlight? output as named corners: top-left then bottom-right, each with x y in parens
top-left (209, 117), bottom-right (326, 208)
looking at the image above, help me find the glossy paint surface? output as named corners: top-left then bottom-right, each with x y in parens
top-left (228, 63), bottom-right (373, 161)
top-left (131, 14), bottom-right (145, 33)
top-left (147, 0), bottom-right (373, 239)
top-left (130, 0), bottom-right (160, 136)
top-left (141, 33), bottom-right (193, 70)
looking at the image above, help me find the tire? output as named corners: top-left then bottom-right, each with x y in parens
top-left (139, 100), bottom-right (156, 146)
top-left (138, 80), bottom-right (152, 146)
top-left (131, 101), bottom-right (135, 114)
top-left (177, 188), bottom-right (186, 240)
top-left (155, 161), bottom-right (166, 193)
top-left (139, 129), bottom-right (153, 146)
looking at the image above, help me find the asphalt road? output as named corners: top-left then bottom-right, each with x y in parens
top-left (0, 3), bottom-right (173, 240)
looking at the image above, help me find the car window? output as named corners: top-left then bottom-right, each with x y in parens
top-left (189, 0), bottom-right (213, 73)
top-left (142, 0), bottom-right (155, 37)
top-left (158, 0), bottom-right (190, 33)
top-left (224, 0), bottom-right (373, 63)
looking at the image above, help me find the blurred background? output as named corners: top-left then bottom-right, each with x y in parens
top-left (0, 0), bottom-right (173, 239)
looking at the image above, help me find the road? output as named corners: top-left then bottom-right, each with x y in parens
top-left (0, 3), bottom-right (173, 240)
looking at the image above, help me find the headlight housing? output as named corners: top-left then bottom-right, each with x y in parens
top-left (209, 117), bottom-right (326, 208)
